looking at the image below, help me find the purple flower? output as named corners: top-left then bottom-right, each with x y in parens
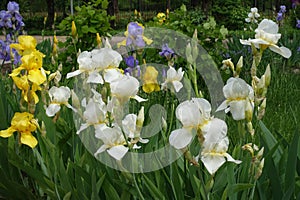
top-left (125, 56), bottom-right (139, 68)
top-left (159, 44), bottom-right (174, 58)
top-left (127, 22), bottom-right (143, 37)
top-left (125, 22), bottom-right (146, 47)
top-left (276, 13), bottom-right (283, 21)
top-left (297, 46), bottom-right (300, 52)
top-left (279, 5), bottom-right (286, 13)
top-left (297, 20), bottom-right (300, 28)
top-left (7, 1), bottom-right (19, 13)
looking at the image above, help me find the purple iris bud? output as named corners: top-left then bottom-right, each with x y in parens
top-left (7, 1), bottom-right (19, 13)
top-left (127, 22), bottom-right (143, 37)
top-left (125, 56), bottom-right (139, 68)
top-left (279, 5), bottom-right (286, 13)
top-left (276, 12), bottom-right (283, 21)
top-left (159, 43), bottom-right (174, 58)
top-left (296, 20), bottom-right (300, 28)
top-left (297, 46), bottom-right (300, 52)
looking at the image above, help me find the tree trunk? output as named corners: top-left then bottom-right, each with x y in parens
top-left (46, 0), bottom-right (55, 27)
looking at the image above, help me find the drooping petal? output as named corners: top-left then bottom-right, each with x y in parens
top-left (169, 128), bottom-right (193, 149)
top-left (225, 153), bottom-right (242, 164)
top-left (0, 127), bottom-right (16, 138)
top-left (228, 100), bottom-right (247, 120)
top-left (66, 70), bottom-right (82, 79)
top-left (87, 71), bottom-right (103, 84)
top-left (107, 145), bottom-right (129, 160)
top-left (46, 104), bottom-right (61, 117)
top-left (172, 81), bottom-right (183, 92)
top-left (201, 154), bottom-right (226, 174)
top-left (94, 144), bottom-right (110, 156)
top-left (269, 45), bottom-right (291, 58)
top-left (20, 132), bottom-right (38, 148)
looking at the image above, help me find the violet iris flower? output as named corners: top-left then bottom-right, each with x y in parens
top-left (296, 20), bottom-right (300, 28)
top-left (276, 13), bottom-right (283, 21)
top-left (159, 44), bottom-right (174, 59)
top-left (125, 55), bottom-right (139, 68)
top-left (7, 1), bottom-right (19, 12)
top-left (124, 56), bottom-right (141, 77)
top-left (126, 22), bottom-right (145, 47)
top-left (279, 5), bottom-right (286, 13)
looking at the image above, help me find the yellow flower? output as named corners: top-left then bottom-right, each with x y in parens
top-left (0, 112), bottom-right (38, 148)
top-left (157, 12), bottom-right (166, 23)
top-left (142, 66), bottom-right (160, 93)
top-left (10, 35), bottom-right (37, 56)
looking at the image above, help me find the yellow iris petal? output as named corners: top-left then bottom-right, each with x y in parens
top-left (10, 35), bottom-right (37, 56)
top-left (11, 112), bottom-right (37, 132)
top-left (12, 75), bottom-right (29, 91)
top-left (10, 66), bottom-right (24, 77)
top-left (142, 83), bottom-right (160, 93)
top-left (0, 127), bottom-right (16, 138)
top-left (20, 132), bottom-right (38, 148)
top-left (142, 66), bottom-right (160, 93)
top-left (143, 36), bottom-right (153, 45)
top-left (28, 69), bottom-right (46, 85)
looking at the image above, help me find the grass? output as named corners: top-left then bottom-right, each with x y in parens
top-left (263, 65), bottom-right (300, 142)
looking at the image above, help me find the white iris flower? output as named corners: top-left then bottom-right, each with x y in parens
top-left (240, 19), bottom-right (291, 58)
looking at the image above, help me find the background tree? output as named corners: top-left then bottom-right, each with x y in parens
top-left (46, 0), bottom-right (55, 26)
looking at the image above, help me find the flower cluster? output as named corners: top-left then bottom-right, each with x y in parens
top-left (276, 5), bottom-right (286, 22)
top-left (66, 44), bottom-right (150, 160)
top-left (0, 1), bottom-right (25, 64)
top-left (10, 36), bottom-right (49, 105)
top-left (169, 98), bottom-right (241, 174)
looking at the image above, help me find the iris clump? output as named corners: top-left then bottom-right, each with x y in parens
top-left (0, 1), bottom-right (25, 64)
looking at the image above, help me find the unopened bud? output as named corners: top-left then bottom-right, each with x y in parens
top-left (71, 21), bottom-right (77, 38)
top-left (222, 58), bottom-right (235, 72)
top-left (236, 56), bottom-right (243, 75)
top-left (96, 33), bottom-right (101, 48)
top-left (162, 117), bottom-right (167, 132)
top-left (247, 121), bottom-right (255, 136)
top-left (264, 64), bottom-right (271, 87)
top-left (257, 147), bottom-right (264, 159)
top-left (257, 98), bottom-right (267, 119)
top-left (71, 90), bottom-right (80, 110)
top-left (136, 106), bottom-right (144, 128)
top-left (186, 43), bottom-right (193, 64)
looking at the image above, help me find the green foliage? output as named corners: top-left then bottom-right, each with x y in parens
top-left (211, 0), bottom-right (250, 30)
top-left (58, 0), bottom-right (113, 51)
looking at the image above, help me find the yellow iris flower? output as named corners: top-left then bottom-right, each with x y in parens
top-left (10, 35), bottom-right (37, 56)
top-left (0, 112), bottom-right (38, 148)
top-left (142, 66), bottom-right (160, 93)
